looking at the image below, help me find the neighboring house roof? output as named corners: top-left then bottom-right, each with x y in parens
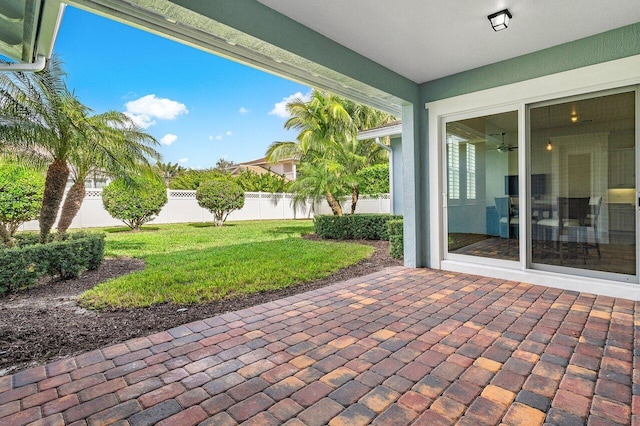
top-left (240, 157), bottom-right (268, 166)
top-left (357, 120), bottom-right (402, 141)
top-left (240, 157), bottom-right (298, 167)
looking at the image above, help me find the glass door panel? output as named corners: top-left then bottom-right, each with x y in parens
top-left (446, 111), bottom-right (519, 261)
top-left (529, 91), bottom-right (636, 277)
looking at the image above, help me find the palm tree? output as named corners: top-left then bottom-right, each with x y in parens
top-left (0, 58), bottom-right (87, 242)
top-left (338, 100), bottom-right (394, 213)
top-left (266, 90), bottom-right (355, 215)
top-left (214, 158), bottom-right (237, 173)
top-left (291, 158), bottom-right (346, 216)
top-left (0, 55), bottom-right (160, 241)
top-left (155, 161), bottom-right (185, 187)
top-left (267, 89), bottom-right (393, 215)
top-left (57, 112), bottom-right (160, 235)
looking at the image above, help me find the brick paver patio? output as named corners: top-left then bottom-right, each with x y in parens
top-left (0, 267), bottom-right (638, 425)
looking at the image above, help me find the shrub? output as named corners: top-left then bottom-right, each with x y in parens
top-left (313, 215), bottom-right (351, 239)
top-left (170, 169), bottom-right (226, 190)
top-left (196, 179), bottom-right (245, 226)
top-left (314, 214), bottom-right (402, 240)
top-left (0, 232), bottom-right (105, 294)
top-left (0, 164), bottom-right (45, 247)
top-left (13, 233), bottom-right (49, 247)
top-left (102, 177), bottom-right (167, 231)
top-left (45, 233), bottom-right (105, 278)
top-left (234, 169), bottom-right (292, 193)
top-left (357, 163), bottom-right (390, 196)
top-left (388, 219), bottom-right (404, 258)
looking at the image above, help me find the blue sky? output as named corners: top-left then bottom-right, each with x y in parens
top-left (54, 6), bottom-right (310, 169)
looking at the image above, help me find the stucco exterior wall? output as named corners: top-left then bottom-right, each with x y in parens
top-left (390, 136), bottom-right (403, 215)
top-left (421, 22), bottom-right (640, 104)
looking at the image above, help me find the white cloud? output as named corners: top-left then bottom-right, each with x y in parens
top-left (238, 107), bottom-right (250, 115)
top-left (269, 91), bottom-right (311, 118)
top-left (215, 135), bottom-right (223, 141)
top-left (208, 135), bottom-right (214, 141)
top-left (226, 131), bottom-right (233, 136)
top-left (125, 113), bottom-right (155, 129)
top-left (124, 94), bottom-right (188, 129)
top-left (160, 134), bottom-right (178, 146)
top-left (178, 158), bottom-right (188, 163)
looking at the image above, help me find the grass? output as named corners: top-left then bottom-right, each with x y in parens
top-left (79, 220), bottom-right (374, 309)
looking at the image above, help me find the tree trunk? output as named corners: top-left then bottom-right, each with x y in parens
top-left (57, 180), bottom-right (86, 236)
top-left (350, 189), bottom-right (359, 215)
top-left (325, 192), bottom-right (343, 216)
top-left (40, 159), bottom-right (70, 243)
top-left (0, 225), bottom-right (13, 247)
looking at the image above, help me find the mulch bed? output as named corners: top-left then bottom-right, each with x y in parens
top-left (0, 238), bottom-right (402, 375)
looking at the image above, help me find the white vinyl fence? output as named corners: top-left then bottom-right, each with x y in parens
top-left (19, 190), bottom-right (390, 231)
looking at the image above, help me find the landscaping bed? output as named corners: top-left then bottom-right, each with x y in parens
top-left (0, 239), bottom-right (400, 375)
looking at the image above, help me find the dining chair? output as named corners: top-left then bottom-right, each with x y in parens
top-left (536, 197), bottom-right (590, 262)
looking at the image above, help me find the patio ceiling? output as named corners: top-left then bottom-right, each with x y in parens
top-left (11, 0), bottom-right (640, 111)
top-left (256, 0), bottom-right (640, 83)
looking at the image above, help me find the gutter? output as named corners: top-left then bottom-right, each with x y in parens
top-left (375, 137), bottom-right (391, 152)
top-left (0, 55), bottom-right (46, 72)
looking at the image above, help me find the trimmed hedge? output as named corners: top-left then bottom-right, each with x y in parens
top-left (388, 219), bottom-right (404, 259)
top-left (13, 233), bottom-right (53, 247)
top-left (314, 214), bottom-right (402, 240)
top-left (0, 232), bottom-right (105, 295)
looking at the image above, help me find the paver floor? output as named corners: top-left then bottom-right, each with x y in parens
top-left (0, 267), bottom-right (638, 425)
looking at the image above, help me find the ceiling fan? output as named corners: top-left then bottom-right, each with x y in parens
top-left (492, 132), bottom-right (517, 153)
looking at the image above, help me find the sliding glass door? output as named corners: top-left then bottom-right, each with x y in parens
top-left (446, 111), bottom-right (519, 262)
top-left (443, 88), bottom-right (638, 282)
top-left (529, 90), bottom-right (637, 279)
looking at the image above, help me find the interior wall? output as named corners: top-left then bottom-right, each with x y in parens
top-left (485, 150), bottom-right (509, 205)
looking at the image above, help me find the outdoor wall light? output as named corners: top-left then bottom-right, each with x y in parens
top-left (488, 9), bottom-right (512, 31)
top-left (547, 140), bottom-right (553, 151)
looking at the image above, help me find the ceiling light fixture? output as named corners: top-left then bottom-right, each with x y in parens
top-left (547, 140), bottom-right (553, 151)
top-left (488, 9), bottom-right (512, 31)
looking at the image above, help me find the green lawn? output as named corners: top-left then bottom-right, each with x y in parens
top-left (79, 220), bottom-right (373, 309)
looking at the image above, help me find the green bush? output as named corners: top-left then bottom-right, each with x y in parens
top-left (387, 219), bottom-right (404, 259)
top-left (0, 233), bottom-right (105, 295)
top-left (357, 164), bottom-right (390, 196)
top-left (44, 233), bottom-right (105, 279)
top-left (196, 179), bottom-right (245, 226)
top-left (0, 164), bottom-right (45, 247)
top-left (102, 177), bottom-right (167, 230)
top-left (234, 169), bottom-right (292, 193)
top-left (313, 216), bottom-right (351, 239)
top-left (13, 233), bottom-right (48, 247)
top-left (314, 214), bottom-right (402, 240)
top-left (170, 169), bottom-right (227, 190)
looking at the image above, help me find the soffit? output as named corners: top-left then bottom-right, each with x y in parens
top-left (0, 0), bottom-right (62, 64)
top-left (0, 0), bottom-right (40, 62)
top-left (256, 0), bottom-right (640, 84)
